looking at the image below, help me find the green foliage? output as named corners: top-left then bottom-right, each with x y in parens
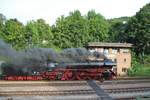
top-left (0, 56), bottom-right (10, 62)
top-left (107, 3), bottom-right (150, 63)
top-left (86, 10), bottom-right (110, 42)
top-left (127, 53), bottom-right (140, 76)
top-left (3, 19), bottom-right (27, 50)
top-left (0, 14), bottom-right (6, 39)
top-left (107, 17), bottom-right (130, 42)
top-left (143, 55), bottom-right (150, 64)
top-left (52, 10), bottom-right (89, 48)
top-left (128, 53), bottom-right (150, 76)
top-left (52, 10), bottom-right (109, 49)
top-left (124, 3), bottom-right (150, 56)
top-left (26, 19), bottom-right (53, 48)
top-left (128, 64), bottom-right (150, 77)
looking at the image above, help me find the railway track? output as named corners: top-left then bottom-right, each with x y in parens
top-left (1, 87), bottom-right (150, 96)
top-left (0, 86), bottom-right (150, 100)
top-left (105, 87), bottom-right (150, 93)
top-left (0, 89), bottom-right (95, 96)
top-left (1, 79), bottom-right (150, 87)
top-left (117, 77), bottom-right (150, 80)
top-left (0, 80), bottom-right (150, 100)
top-left (0, 82), bottom-right (87, 87)
top-left (101, 79), bottom-right (150, 85)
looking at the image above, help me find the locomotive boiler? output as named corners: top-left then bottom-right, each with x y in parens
top-left (1, 59), bottom-right (116, 81)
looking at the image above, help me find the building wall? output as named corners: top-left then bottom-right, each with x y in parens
top-left (116, 49), bottom-right (131, 76)
top-left (87, 47), bottom-right (131, 76)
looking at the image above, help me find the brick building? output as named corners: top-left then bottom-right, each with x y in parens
top-left (86, 42), bottom-right (132, 76)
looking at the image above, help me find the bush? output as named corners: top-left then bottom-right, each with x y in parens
top-left (143, 55), bottom-right (150, 64)
top-left (128, 53), bottom-right (150, 77)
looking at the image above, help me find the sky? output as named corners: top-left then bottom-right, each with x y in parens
top-left (0, 0), bottom-right (150, 25)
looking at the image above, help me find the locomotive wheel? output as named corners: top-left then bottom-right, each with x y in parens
top-left (69, 71), bottom-right (76, 80)
top-left (76, 74), bottom-right (82, 80)
top-left (74, 71), bottom-right (94, 80)
top-left (49, 76), bottom-right (56, 80)
top-left (70, 75), bottom-right (76, 80)
top-left (61, 71), bottom-right (74, 80)
top-left (66, 71), bottom-right (77, 80)
top-left (92, 75), bottom-right (98, 80)
top-left (94, 75), bottom-right (102, 80)
top-left (77, 74), bottom-right (92, 80)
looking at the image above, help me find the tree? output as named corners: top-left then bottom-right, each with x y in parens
top-left (125, 3), bottom-right (150, 57)
top-left (0, 14), bottom-right (6, 39)
top-left (52, 10), bottom-right (110, 49)
top-left (52, 10), bottom-right (89, 48)
top-left (86, 10), bottom-right (110, 42)
top-left (3, 19), bottom-right (27, 50)
top-left (107, 17), bottom-right (130, 42)
top-left (26, 19), bottom-right (53, 48)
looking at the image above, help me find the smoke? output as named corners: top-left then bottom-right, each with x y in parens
top-left (0, 39), bottom-right (18, 63)
top-left (0, 39), bottom-right (106, 75)
top-left (0, 39), bottom-right (106, 65)
top-left (59, 48), bottom-right (91, 63)
top-left (19, 48), bottom-right (57, 66)
top-left (0, 39), bottom-right (58, 66)
top-left (0, 39), bottom-right (58, 75)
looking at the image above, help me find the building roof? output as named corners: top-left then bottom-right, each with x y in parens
top-left (87, 42), bottom-right (132, 48)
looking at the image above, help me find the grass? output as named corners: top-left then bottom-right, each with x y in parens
top-left (128, 63), bottom-right (150, 77)
top-left (133, 66), bottom-right (150, 77)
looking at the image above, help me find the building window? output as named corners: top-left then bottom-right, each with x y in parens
top-left (103, 48), bottom-right (109, 55)
top-left (117, 49), bottom-right (120, 53)
top-left (114, 59), bottom-right (117, 62)
top-left (109, 48), bottom-right (112, 53)
top-left (89, 48), bottom-right (95, 53)
top-left (122, 68), bottom-right (127, 72)
top-left (112, 49), bottom-right (117, 54)
top-left (124, 58), bottom-right (126, 62)
top-left (112, 58), bottom-right (117, 62)
top-left (99, 48), bottom-right (103, 53)
top-left (122, 49), bottom-right (129, 53)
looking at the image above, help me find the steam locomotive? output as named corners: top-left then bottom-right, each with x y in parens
top-left (0, 60), bottom-right (116, 81)
top-left (0, 40), bottom-right (116, 81)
